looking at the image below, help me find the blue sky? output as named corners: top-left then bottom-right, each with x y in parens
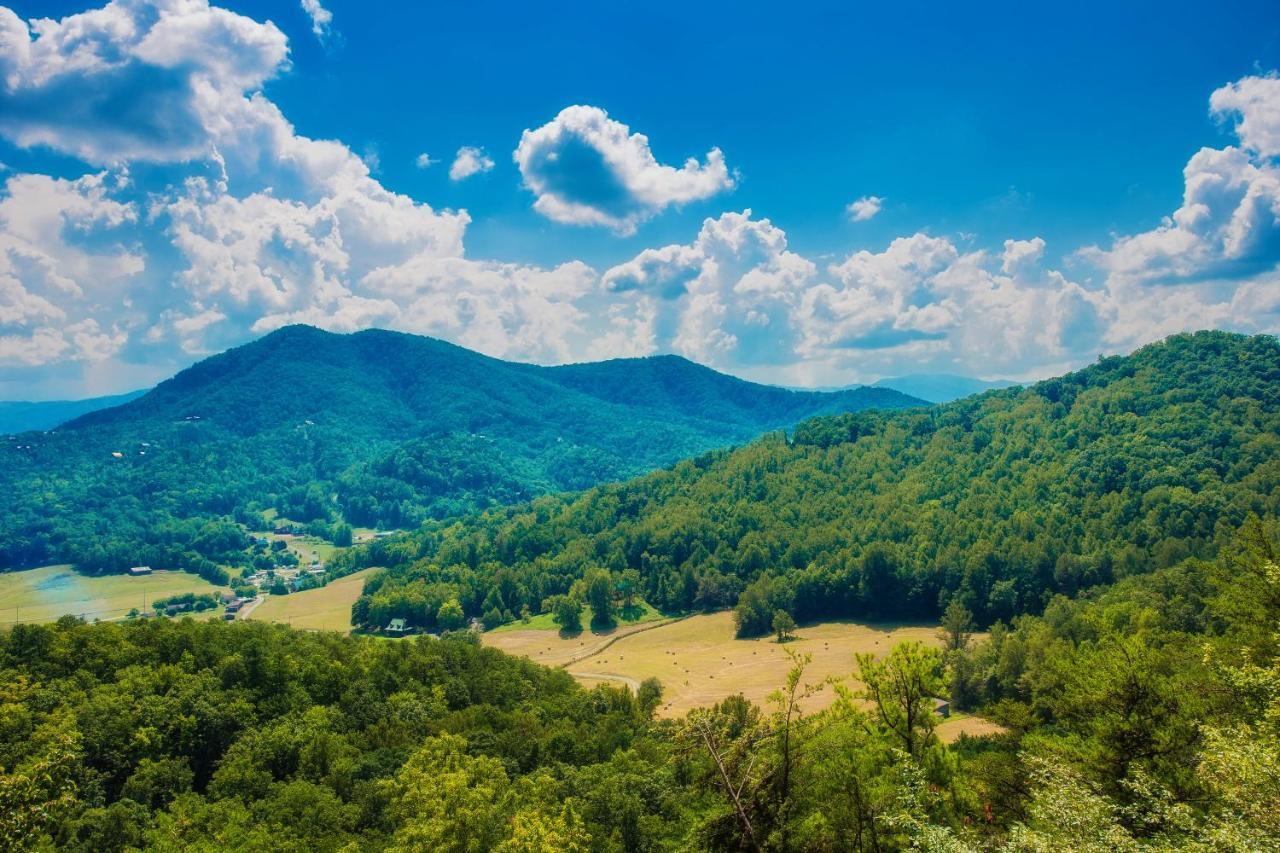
top-left (0, 0), bottom-right (1278, 398)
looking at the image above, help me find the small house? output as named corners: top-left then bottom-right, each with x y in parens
top-left (224, 601), bottom-right (242, 614)
top-left (129, 565), bottom-right (152, 576)
top-left (932, 697), bottom-right (951, 719)
top-left (385, 618), bottom-right (411, 636)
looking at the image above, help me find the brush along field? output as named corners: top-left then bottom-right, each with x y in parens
top-left (0, 564), bottom-right (224, 625)
top-left (247, 568), bottom-right (378, 633)
top-left (488, 609), bottom-right (1002, 739)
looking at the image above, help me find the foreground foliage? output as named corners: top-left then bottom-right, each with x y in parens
top-left (2, 520), bottom-right (1277, 851)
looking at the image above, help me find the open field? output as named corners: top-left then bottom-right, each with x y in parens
top-left (0, 564), bottom-right (225, 625)
top-left (486, 610), bottom-right (677, 667)
top-left (266, 531), bottom-right (342, 564)
top-left (937, 713), bottom-right (1008, 743)
top-left (247, 568), bottom-right (378, 633)
top-left (489, 609), bottom-right (997, 724)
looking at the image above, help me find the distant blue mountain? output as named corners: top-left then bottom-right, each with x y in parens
top-left (0, 390), bottom-right (147, 435)
top-left (872, 373), bottom-right (1017, 403)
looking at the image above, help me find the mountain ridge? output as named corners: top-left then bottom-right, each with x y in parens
top-left (0, 325), bottom-right (923, 573)
top-left (344, 330), bottom-right (1280, 634)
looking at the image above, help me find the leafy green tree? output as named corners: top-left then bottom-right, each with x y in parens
top-left (550, 595), bottom-right (583, 634)
top-left (636, 677), bottom-right (663, 718)
top-left (437, 598), bottom-right (466, 631)
top-left (585, 569), bottom-right (615, 626)
top-left (938, 599), bottom-right (975, 652)
top-left (772, 609), bottom-right (797, 643)
top-left (856, 641), bottom-right (944, 758)
top-left (384, 734), bottom-right (510, 853)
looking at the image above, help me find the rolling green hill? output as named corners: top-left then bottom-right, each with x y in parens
top-left (0, 325), bottom-right (921, 575)
top-left (344, 330), bottom-right (1280, 633)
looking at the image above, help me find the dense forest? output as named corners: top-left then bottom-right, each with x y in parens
top-left (0, 325), bottom-right (918, 576)
top-left (341, 331), bottom-right (1280, 634)
top-left (4, 519), bottom-right (1277, 850)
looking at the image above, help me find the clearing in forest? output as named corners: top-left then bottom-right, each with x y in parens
top-left (490, 609), bottom-right (1002, 739)
top-left (0, 564), bottom-right (224, 624)
top-left (247, 568), bottom-right (379, 633)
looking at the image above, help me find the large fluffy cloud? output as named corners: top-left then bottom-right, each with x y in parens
top-left (1079, 73), bottom-right (1280, 351)
top-left (515, 105), bottom-right (735, 234)
top-left (0, 0), bottom-right (470, 364)
top-left (600, 215), bottom-right (1110, 383)
top-left (0, 171), bottom-right (135, 366)
top-left (0, 0), bottom-right (287, 164)
top-left (0, 0), bottom-right (1277, 396)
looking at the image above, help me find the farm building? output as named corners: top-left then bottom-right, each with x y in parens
top-left (129, 566), bottom-right (152, 576)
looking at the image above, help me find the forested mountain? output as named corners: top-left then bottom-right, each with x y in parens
top-left (0, 389), bottom-right (147, 434)
top-left (872, 374), bottom-right (1017, 404)
top-left (0, 325), bottom-right (920, 575)
top-left (6, 520), bottom-right (1279, 851)
top-left (342, 331), bottom-right (1280, 634)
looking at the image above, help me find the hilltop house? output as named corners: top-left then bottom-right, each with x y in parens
top-left (385, 618), bottom-right (411, 636)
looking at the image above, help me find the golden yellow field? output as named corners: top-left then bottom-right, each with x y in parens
top-left (484, 615), bottom-right (678, 668)
top-left (485, 609), bottom-right (1000, 734)
top-left (0, 564), bottom-right (224, 625)
top-left (247, 568), bottom-right (377, 632)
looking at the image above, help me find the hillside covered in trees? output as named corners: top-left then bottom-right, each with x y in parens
top-left (0, 325), bottom-right (919, 576)
top-left (5, 520), bottom-right (1278, 850)
top-left (343, 331), bottom-right (1280, 635)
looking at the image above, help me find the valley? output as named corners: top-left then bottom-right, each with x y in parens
top-left (0, 563), bottom-right (224, 625)
top-left (2, 8), bottom-right (1275, 846)
top-left (245, 567), bottom-right (380, 633)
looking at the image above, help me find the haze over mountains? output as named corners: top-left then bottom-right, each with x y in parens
top-left (0, 325), bottom-right (921, 573)
top-left (0, 390), bottom-right (147, 435)
top-left (871, 374), bottom-right (1018, 404)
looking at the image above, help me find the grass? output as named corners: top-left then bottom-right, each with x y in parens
top-left (247, 568), bottom-right (378, 633)
top-left (266, 531), bottom-right (341, 564)
top-left (0, 564), bottom-right (225, 625)
top-left (489, 610), bottom-right (967, 719)
top-left (489, 598), bottom-right (665, 634)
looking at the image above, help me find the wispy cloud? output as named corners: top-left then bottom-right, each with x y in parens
top-left (846, 195), bottom-right (883, 221)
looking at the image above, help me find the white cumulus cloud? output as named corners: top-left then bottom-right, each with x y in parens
top-left (1210, 72), bottom-right (1280, 159)
top-left (515, 105), bottom-right (735, 234)
top-left (449, 146), bottom-right (494, 181)
top-left (847, 195), bottom-right (883, 221)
